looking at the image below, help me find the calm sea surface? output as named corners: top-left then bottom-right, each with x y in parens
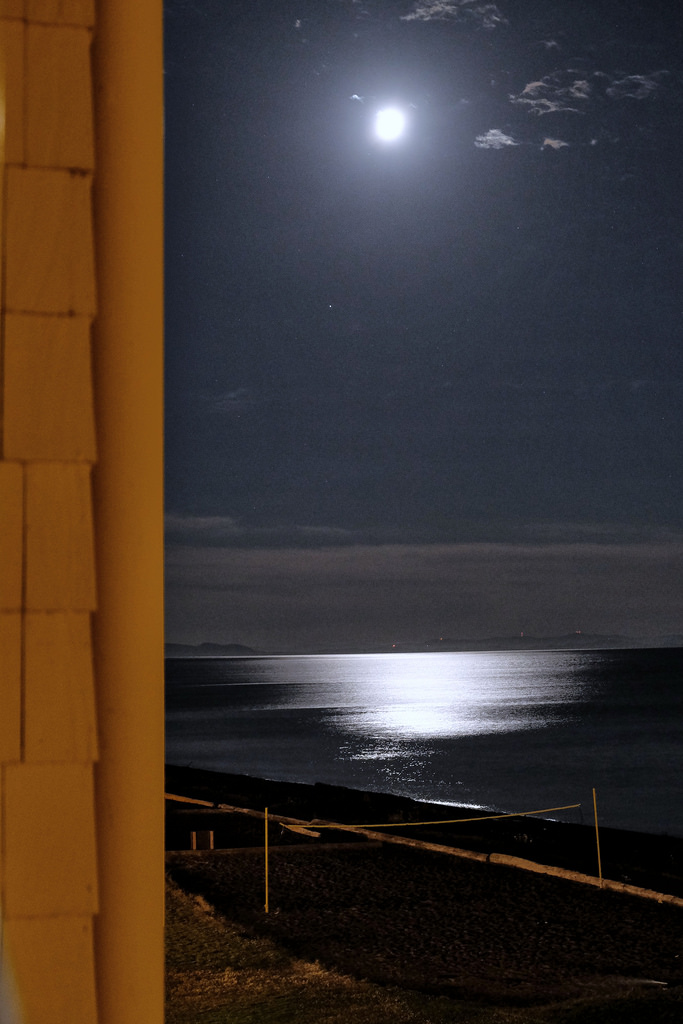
top-left (165, 648), bottom-right (683, 836)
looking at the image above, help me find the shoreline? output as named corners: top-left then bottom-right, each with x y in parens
top-left (165, 763), bottom-right (683, 898)
top-left (166, 762), bottom-right (683, 1006)
top-left (166, 642), bottom-right (683, 656)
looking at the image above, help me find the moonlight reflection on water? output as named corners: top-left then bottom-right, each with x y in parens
top-left (165, 649), bottom-right (683, 834)
top-left (264, 652), bottom-right (587, 739)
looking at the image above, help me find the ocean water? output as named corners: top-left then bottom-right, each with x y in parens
top-left (165, 648), bottom-right (683, 836)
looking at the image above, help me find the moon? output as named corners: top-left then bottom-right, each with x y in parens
top-left (375, 107), bottom-right (406, 142)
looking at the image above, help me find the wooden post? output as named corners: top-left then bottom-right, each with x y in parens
top-left (190, 831), bottom-right (214, 851)
top-left (592, 788), bottom-right (603, 886)
top-left (264, 808), bottom-right (269, 913)
top-left (92, 3), bottom-right (165, 1021)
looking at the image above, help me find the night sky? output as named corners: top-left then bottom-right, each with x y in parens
top-left (164, 0), bottom-right (682, 652)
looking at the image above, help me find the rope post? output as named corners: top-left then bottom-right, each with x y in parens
top-left (592, 788), bottom-right (603, 886)
top-left (264, 807), bottom-right (269, 913)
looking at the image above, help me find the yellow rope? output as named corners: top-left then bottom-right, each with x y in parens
top-left (288, 802), bottom-right (581, 831)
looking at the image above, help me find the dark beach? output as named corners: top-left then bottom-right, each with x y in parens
top-left (165, 764), bottom-right (683, 1005)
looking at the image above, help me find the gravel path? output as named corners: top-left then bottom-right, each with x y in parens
top-left (166, 843), bottom-right (683, 1005)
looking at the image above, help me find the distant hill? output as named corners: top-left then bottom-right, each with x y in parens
top-left (165, 634), bottom-right (683, 657)
top-left (382, 633), bottom-right (683, 653)
top-left (165, 642), bottom-right (260, 657)
top-left (301, 633), bottom-right (683, 654)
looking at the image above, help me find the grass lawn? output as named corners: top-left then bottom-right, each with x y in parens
top-left (166, 876), bottom-right (683, 1024)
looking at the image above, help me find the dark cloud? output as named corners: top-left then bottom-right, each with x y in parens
top-left (210, 387), bottom-right (260, 416)
top-left (165, 513), bottom-right (354, 548)
top-left (165, 540), bottom-right (683, 651)
top-left (166, 514), bottom-right (683, 551)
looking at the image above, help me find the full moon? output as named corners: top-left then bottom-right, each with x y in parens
top-left (375, 107), bottom-right (406, 141)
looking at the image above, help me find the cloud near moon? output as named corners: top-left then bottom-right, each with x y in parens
top-left (543, 137), bottom-right (569, 149)
top-left (474, 128), bottom-right (518, 149)
top-left (401, 0), bottom-right (506, 30)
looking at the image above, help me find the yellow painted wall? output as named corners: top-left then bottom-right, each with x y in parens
top-left (0, 3), bottom-right (164, 1022)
